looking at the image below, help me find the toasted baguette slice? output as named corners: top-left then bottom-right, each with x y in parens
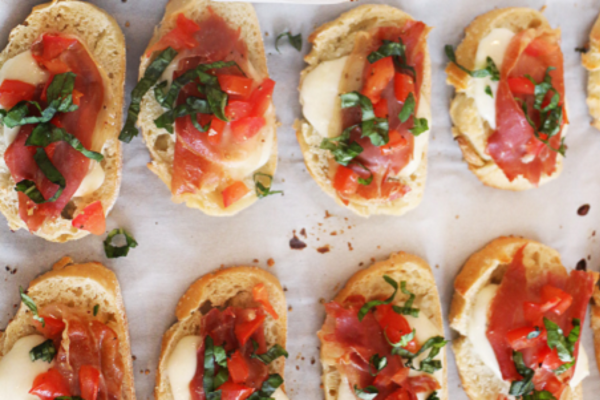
top-left (155, 266), bottom-right (287, 400)
top-left (582, 12), bottom-right (600, 130)
top-left (138, 0), bottom-right (276, 216)
top-left (0, 256), bottom-right (135, 399)
top-left (446, 8), bottom-right (563, 191)
top-left (319, 252), bottom-right (447, 400)
top-left (592, 287), bottom-right (600, 383)
top-left (295, 5), bottom-right (431, 217)
top-left (450, 237), bottom-right (597, 400)
top-left (0, 0), bottom-right (125, 242)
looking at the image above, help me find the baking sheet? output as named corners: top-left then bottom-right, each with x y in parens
top-left (1, 0), bottom-right (600, 399)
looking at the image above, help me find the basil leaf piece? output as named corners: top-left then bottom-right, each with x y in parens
top-left (25, 123), bottom-right (104, 162)
top-left (390, 335), bottom-right (447, 373)
top-left (47, 72), bottom-right (79, 113)
top-left (445, 45), bottom-right (499, 81)
top-left (398, 93), bottom-right (416, 123)
top-left (367, 40), bottom-right (405, 64)
top-left (15, 148), bottom-right (66, 203)
top-left (340, 92), bottom-right (388, 146)
top-left (93, 304), bottom-right (100, 317)
top-left (385, 329), bottom-right (416, 350)
top-left (410, 118), bottom-right (429, 136)
top-left (340, 92), bottom-right (376, 121)
top-left (354, 385), bottom-right (378, 400)
top-left (214, 368), bottom-right (229, 388)
top-left (103, 228), bottom-right (138, 258)
top-left (544, 318), bottom-right (574, 363)
top-left (320, 124), bottom-right (363, 166)
top-left (522, 390), bottom-right (557, 400)
top-left (205, 85), bottom-right (229, 122)
top-left (509, 351), bottom-right (535, 396)
top-left (214, 344), bottom-right (228, 368)
top-left (392, 281), bottom-right (420, 317)
top-left (253, 173), bottom-right (283, 199)
top-left (154, 97), bottom-right (211, 133)
top-left (554, 360), bottom-right (575, 376)
top-left (30, 339), bottom-right (56, 363)
top-left (275, 32), bottom-right (302, 53)
top-left (252, 344), bottom-right (289, 364)
top-left (354, 162), bottom-right (373, 186)
top-left (20, 286), bottom-right (45, 327)
top-left (485, 85), bottom-right (493, 98)
top-left (204, 336), bottom-right (217, 393)
top-left (369, 354), bottom-right (387, 376)
top-left (120, 47), bottom-right (178, 143)
top-left (357, 275), bottom-right (398, 321)
top-left (247, 374), bottom-right (284, 399)
top-left (427, 392), bottom-right (441, 400)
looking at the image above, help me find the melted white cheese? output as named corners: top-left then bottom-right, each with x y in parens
top-left (73, 160), bottom-right (105, 197)
top-left (336, 376), bottom-right (357, 400)
top-left (167, 335), bottom-right (202, 400)
top-left (571, 343), bottom-right (589, 388)
top-left (0, 51), bottom-right (49, 146)
top-left (466, 28), bottom-right (514, 131)
top-left (300, 56), bottom-right (348, 138)
top-left (467, 284), bottom-right (502, 378)
top-left (271, 388), bottom-right (290, 400)
top-left (0, 335), bottom-right (53, 400)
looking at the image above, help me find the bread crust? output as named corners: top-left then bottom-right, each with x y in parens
top-left (137, 0), bottom-right (276, 216)
top-left (583, 12), bottom-right (600, 130)
top-left (445, 8), bottom-right (564, 191)
top-left (295, 5), bottom-right (431, 217)
top-left (0, 256), bottom-right (135, 400)
top-left (450, 237), bottom-right (597, 400)
top-left (155, 266), bottom-right (287, 400)
top-left (319, 252), bottom-right (447, 400)
top-left (0, 0), bottom-right (126, 242)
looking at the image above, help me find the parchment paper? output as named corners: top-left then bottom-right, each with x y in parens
top-left (1, 0), bottom-right (600, 399)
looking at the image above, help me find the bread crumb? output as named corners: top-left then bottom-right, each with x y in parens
top-left (348, 242), bottom-right (353, 251)
top-left (267, 258), bottom-right (275, 267)
top-left (317, 245), bottom-right (330, 254)
top-left (311, 357), bottom-right (316, 365)
top-left (125, 21), bottom-right (130, 28)
top-left (253, 259), bottom-right (259, 263)
top-left (300, 228), bottom-right (307, 238)
top-left (578, 204), bottom-right (590, 216)
top-left (319, 298), bottom-right (326, 304)
top-left (288, 306), bottom-right (293, 311)
top-left (330, 231), bottom-right (337, 236)
top-left (324, 210), bottom-right (332, 219)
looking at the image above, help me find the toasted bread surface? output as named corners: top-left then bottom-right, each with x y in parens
top-left (138, 0), bottom-right (276, 216)
top-left (449, 237), bottom-right (594, 400)
top-left (0, 257), bottom-right (135, 400)
top-left (319, 252), bottom-right (447, 400)
top-left (446, 8), bottom-right (565, 191)
top-left (0, 0), bottom-right (125, 242)
top-left (295, 4), bottom-right (431, 217)
top-left (592, 287), bottom-right (600, 377)
top-left (155, 266), bottom-right (287, 400)
top-left (583, 12), bottom-right (600, 130)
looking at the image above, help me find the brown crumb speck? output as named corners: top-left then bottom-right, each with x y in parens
top-left (125, 21), bottom-right (130, 28)
top-left (267, 258), bottom-right (275, 267)
top-left (145, 369), bottom-right (150, 375)
top-left (317, 245), bottom-right (330, 254)
top-left (370, 257), bottom-right (376, 263)
top-left (324, 210), bottom-right (332, 219)
top-left (288, 306), bottom-right (293, 311)
top-left (300, 228), bottom-right (307, 238)
top-left (289, 232), bottom-right (307, 250)
top-left (330, 231), bottom-right (337, 236)
top-left (283, 286), bottom-right (288, 292)
top-left (132, 355), bottom-right (137, 361)
top-left (296, 366), bottom-right (300, 370)
top-left (578, 204), bottom-right (590, 216)
top-left (348, 242), bottom-right (354, 251)
top-left (576, 259), bottom-right (587, 271)
top-left (359, 262), bottom-right (364, 267)
top-left (253, 259), bottom-right (259, 263)
top-left (311, 357), bottom-right (316, 365)
top-left (319, 298), bottom-right (326, 304)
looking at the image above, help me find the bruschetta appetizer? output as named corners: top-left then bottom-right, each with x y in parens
top-left (296, 5), bottom-right (432, 217)
top-left (582, 12), bottom-right (600, 130)
top-left (318, 252), bottom-right (447, 400)
top-left (446, 8), bottom-right (567, 190)
top-left (155, 266), bottom-right (289, 400)
top-left (0, 256), bottom-right (135, 400)
top-left (450, 237), bottom-right (597, 400)
top-left (123, 0), bottom-right (277, 216)
top-left (0, 0), bottom-right (125, 242)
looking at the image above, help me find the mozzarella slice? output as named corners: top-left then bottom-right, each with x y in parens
top-left (167, 336), bottom-right (202, 400)
top-left (0, 335), bottom-right (53, 400)
top-left (300, 56), bottom-right (348, 138)
top-left (466, 28), bottom-right (515, 131)
top-left (570, 343), bottom-right (589, 388)
top-left (271, 388), bottom-right (290, 400)
top-left (73, 160), bottom-right (105, 198)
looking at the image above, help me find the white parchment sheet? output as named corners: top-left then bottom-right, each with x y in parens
top-left (2, 0), bottom-right (600, 399)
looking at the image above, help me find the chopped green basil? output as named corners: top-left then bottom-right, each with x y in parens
top-left (369, 354), bottom-right (387, 375)
top-left (410, 117), bottom-right (429, 136)
top-left (247, 374), bottom-right (284, 399)
top-left (25, 123), bottom-right (103, 162)
top-left (203, 336), bottom-right (218, 393)
top-left (398, 93), bottom-right (416, 123)
top-left (20, 286), bottom-right (45, 327)
top-left (392, 281), bottom-right (420, 317)
top-left (391, 335), bottom-right (447, 374)
top-left (253, 173), bottom-right (283, 199)
top-left (275, 32), bottom-right (302, 53)
top-left (320, 125), bottom-right (363, 166)
top-left (103, 228), bottom-right (138, 259)
top-left (357, 275), bottom-right (398, 321)
top-left (214, 368), bottom-right (229, 388)
top-left (252, 343), bottom-right (289, 364)
top-left (29, 339), bottom-right (55, 363)
top-left (385, 329), bottom-right (416, 350)
top-left (93, 304), bottom-right (100, 317)
top-left (544, 317), bottom-right (580, 363)
top-left (214, 344), bottom-right (228, 368)
top-left (445, 45), bottom-right (499, 81)
top-left (120, 47), bottom-right (178, 142)
top-left (427, 392), bottom-right (441, 400)
top-left (154, 97), bottom-right (211, 133)
top-left (15, 148), bottom-right (66, 204)
top-left (485, 85), bottom-right (493, 98)
top-left (367, 40), bottom-right (405, 64)
top-left (522, 390), bottom-right (557, 400)
top-left (340, 92), bottom-right (389, 146)
top-left (352, 162), bottom-right (373, 186)
top-left (509, 351), bottom-right (535, 396)
top-left (354, 385), bottom-right (378, 400)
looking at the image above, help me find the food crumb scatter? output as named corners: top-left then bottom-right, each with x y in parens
top-left (578, 204), bottom-right (590, 216)
top-left (317, 245), bottom-right (330, 254)
top-left (267, 258), bottom-right (275, 267)
top-left (576, 259), bottom-right (587, 271)
top-left (348, 242), bottom-right (354, 251)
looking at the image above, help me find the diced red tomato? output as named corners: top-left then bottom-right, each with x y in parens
top-left (541, 348), bottom-right (562, 370)
top-left (71, 201), bottom-right (106, 236)
top-left (362, 57), bottom-right (394, 104)
top-left (207, 116), bottom-right (226, 145)
top-left (0, 80), bottom-right (37, 109)
top-left (523, 302), bottom-right (544, 326)
top-left (218, 75), bottom-right (253, 99)
top-left (394, 73), bottom-right (415, 103)
top-left (385, 387), bottom-right (413, 400)
top-left (540, 285), bottom-right (572, 315)
top-left (230, 117), bottom-right (265, 142)
top-left (252, 283), bottom-right (278, 320)
top-left (146, 13), bottom-right (200, 55)
top-left (225, 101), bottom-right (253, 121)
top-left (333, 165), bottom-right (359, 195)
top-left (235, 313), bottom-right (266, 346)
top-left (219, 381), bottom-right (255, 400)
top-left (72, 89), bottom-right (84, 106)
top-left (222, 181), bottom-right (250, 208)
top-left (228, 350), bottom-right (250, 384)
top-left (29, 369), bottom-right (70, 400)
top-left (79, 365), bottom-right (101, 400)
top-left (373, 100), bottom-right (388, 118)
top-left (508, 77), bottom-right (535, 95)
top-left (32, 34), bottom-right (77, 74)
top-left (381, 130), bottom-right (408, 155)
top-left (249, 79), bottom-right (275, 117)
top-left (374, 304), bottom-right (418, 352)
top-left (33, 316), bottom-right (65, 340)
top-left (506, 326), bottom-right (543, 350)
